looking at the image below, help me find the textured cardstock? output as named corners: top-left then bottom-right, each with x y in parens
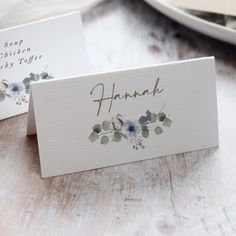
top-left (170, 0), bottom-right (236, 17)
top-left (28, 57), bottom-right (218, 178)
top-left (0, 11), bottom-right (88, 120)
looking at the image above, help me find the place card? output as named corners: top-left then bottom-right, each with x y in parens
top-left (28, 57), bottom-right (218, 178)
top-left (170, 0), bottom-right (236, 17)
top-left (0, 11), bottom-right (88, 120)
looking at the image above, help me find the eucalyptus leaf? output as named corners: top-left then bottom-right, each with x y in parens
top-left (29, 73), bottom-right (40, 81)
top-left (25, 84), bottom-right (30, 94)
top-left (0, 93), bottom-right (6, 102)
top-left (89, 132), bottom-right (99, 142)
top-left (142, 126), bottom-right (149, 138)
top-left (23, 77), bottom-right (31, 86)
top-left (33, 74), bottom-right (40, 81)
top-left (139, 116), bottom-right (147, 125)
top-left (163, 118), bottom-right (172, 127)
top-left (101, 136), bottom-right (109, 145)
top-left (40, 72), bottom-right (49, 80)
top-left (146, 110), bottom-right (152, 121)
top-left (93, 124), bottom-right (102, 133)
top-left (150, 113), bottom-right (157, 123)
top-left (112, 131), bottom-right (122, 142)
top-left (158, 112), bottom-right (166, 122)
top-left (102, 121), bottom-right (111, 131)
top-left (154, 126), bottom-right (163, 135)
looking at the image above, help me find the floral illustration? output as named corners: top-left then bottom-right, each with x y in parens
top-left (89, 107), bottom-right (172, 150)
top-left (0, 71), bottom-right (54, 105)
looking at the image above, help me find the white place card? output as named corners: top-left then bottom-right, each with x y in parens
top-left (28, 57), bottom-right (218, 178)
top-left (0, 11), bottom-right (88, 120)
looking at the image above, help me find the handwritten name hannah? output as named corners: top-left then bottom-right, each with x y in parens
top-left (90, 78), bottom-right (164, 116)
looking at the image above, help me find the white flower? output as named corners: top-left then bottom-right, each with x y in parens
top-left (8, 82), bottom-right (25, 97)
top-left (0, 80), bottom-right (8, 93)
top-left (112, 114), bottom-right (124, 130)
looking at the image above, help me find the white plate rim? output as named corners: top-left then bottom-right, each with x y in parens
top-left (144, 0), bottom-right (236, 45)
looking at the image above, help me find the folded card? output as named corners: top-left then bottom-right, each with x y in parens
top-left (28, 57), bottom-right (218, 178)
top-left (170, 0), bottom-right (236, 17)
top-left (0, 11), bottom-right (88, 120)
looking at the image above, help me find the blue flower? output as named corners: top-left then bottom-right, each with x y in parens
top-left (8, 82), bottom-right (25, 97)
top-left (124, 120), bottom-right (140, 139)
